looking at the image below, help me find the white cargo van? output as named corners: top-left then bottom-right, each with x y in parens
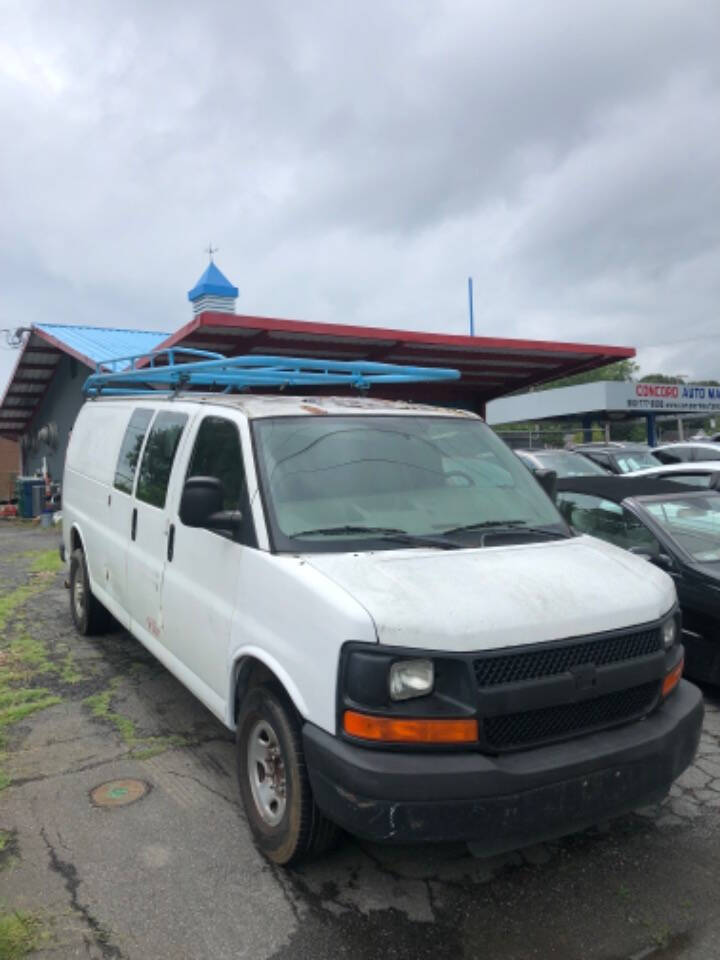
top-left (62, 353), bottom-right (703, 865)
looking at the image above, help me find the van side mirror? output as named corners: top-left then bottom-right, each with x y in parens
top-left (629, 545), bottom-right (674, 570)
top-left (180, 476), bottom-right (243, 535)
top-left (534, 468), bottom-right (557, 502)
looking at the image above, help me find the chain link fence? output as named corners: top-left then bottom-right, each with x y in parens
top-left (494, 428), bottom-right (609, 450)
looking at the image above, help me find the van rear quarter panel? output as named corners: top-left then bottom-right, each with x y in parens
top-left (63, 402), bottom-right (134, 614)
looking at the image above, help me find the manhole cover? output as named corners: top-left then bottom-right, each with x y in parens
top-left (90, 779), bottom-right (149, 808)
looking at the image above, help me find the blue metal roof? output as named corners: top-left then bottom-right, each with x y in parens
top-left (187, 262), bottom-right (239, 302)
top-left (34, 323), bottom-right (170, 369)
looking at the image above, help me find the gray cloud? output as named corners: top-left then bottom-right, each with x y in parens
top-left (1, 0), bottom-right (720, 390)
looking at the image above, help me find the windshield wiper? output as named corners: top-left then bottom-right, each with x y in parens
top-left (441, 520), bottom-right (567, 539)
top-left (288, 525), bottom-right (460, 549)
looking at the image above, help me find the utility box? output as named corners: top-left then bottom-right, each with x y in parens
top-left (15, 477), bottom-right (46, 518)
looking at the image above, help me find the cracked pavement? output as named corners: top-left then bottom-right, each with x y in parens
top-left (1, 523), bottom-right (720, 959)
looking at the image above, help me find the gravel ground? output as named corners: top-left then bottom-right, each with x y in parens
top-left (1, 521), bottom-right (720, 960)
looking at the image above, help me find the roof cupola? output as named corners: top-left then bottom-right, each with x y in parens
top-left (187, 250), bottom-right (238, 316)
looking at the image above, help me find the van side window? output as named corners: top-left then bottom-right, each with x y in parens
top-left (114, 409), bottom-right (154, 494)
top-left (185, 416), bottom-right (257, 546)
top-left (136, 412), bottom-right (188, 509)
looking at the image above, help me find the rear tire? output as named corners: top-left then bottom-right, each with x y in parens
top-left (236, 685), bottom-right (339, 865)
top-left (69, 548), bottom-right (110, 636)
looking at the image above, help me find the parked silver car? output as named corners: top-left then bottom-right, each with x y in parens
top-left (515, 448), bottom-right (609, 478)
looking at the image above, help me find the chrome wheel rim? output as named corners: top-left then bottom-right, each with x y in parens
top-left (73, 573), bottom-right (86, 621)
top-left (247, 719), bottom-right (286, 826)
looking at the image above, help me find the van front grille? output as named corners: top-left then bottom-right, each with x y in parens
top-left (473, 628), bottom-right (661, 688)
top-left (483, 681), bottom-right (660, 750)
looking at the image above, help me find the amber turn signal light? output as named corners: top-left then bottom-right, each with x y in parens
top-left (662, 659), bottom-right (684, 698)
top-left (343, 711), bottom-right (478, 743)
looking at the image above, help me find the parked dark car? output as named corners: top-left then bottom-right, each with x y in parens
top-left (572, 443), bottom-right (662, 474)
top-left (515, 448), bottom-right (609, 477)
top-left (555, 475), bottom-right (720, 684)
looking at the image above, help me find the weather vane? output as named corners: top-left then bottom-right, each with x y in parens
top-left (205, 242), bottom-right (219, 262)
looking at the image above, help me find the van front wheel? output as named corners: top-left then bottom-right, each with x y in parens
top-left (69, 548), bottom-right (110, 636)
top-left (236, 686), bottom-right (339, 865)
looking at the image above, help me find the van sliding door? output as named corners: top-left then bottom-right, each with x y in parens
top-left (126, 411), bottom-right (188, 648)
top-left (107, 408), bottom-right (154, 622)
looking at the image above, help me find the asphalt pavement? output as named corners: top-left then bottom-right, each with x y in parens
top-left (2, 522), bottom-right (720, 960)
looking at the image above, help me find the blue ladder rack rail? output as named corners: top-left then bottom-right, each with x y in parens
top-left (82, 348), bottom-right (461, 397)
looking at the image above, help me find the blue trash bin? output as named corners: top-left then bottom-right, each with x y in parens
top-left (16, 477), bottom-right (46, 518)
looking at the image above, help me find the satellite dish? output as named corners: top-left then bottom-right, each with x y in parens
top-left (37, 422), bottom-right (58, 451)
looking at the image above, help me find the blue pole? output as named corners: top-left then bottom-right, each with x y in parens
top-left (468, 277), bottom-right (474, 336)
top-left (646, 414), bottom-right (657, 446)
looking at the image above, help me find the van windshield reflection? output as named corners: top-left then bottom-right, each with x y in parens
top-left (252, 415), bottom-right (568, 551)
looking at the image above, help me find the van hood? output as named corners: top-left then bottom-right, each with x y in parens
top-left (303, 536), bottom-right (676, 651)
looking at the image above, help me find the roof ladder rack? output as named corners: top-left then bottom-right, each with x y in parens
top-left (82, 348), bottom-right (461, 397)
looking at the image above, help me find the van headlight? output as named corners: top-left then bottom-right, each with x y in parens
top-left (661, 615), bottom-right (678, 650)
top-left (389, 659), bottom-right (434, 701)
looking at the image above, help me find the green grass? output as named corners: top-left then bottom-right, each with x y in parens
top-left (0, 588), bottom-right (37, 638)
top-left (0, 689), bottom-right (62, 748)
top-left (0, 551), bottom-right (63, 636)
top-left (85, 686), bottom-right (137, 743)
top-left (0, 830), bottom-right (17, 870)
top-left (8, 633), bottom-right (52, 676)
top-left (0, 553), bottom-right (73, 791)
top-left (132, 735), bottom-right (190, 760)
top-left (28, 550), bottom-right (63, 575)
top-left (84, 686), bottom-right (190, 759)
top-left (0, 911), bottom-right (42, 959)
top-left (0, 552), bottom-right (63, 633)
top-left (59, 654), bottom-right (83, 685)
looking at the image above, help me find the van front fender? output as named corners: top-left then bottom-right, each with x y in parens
top-left (228, 647), bottom-right (310, 730)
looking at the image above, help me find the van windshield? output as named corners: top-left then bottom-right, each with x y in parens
top-left (252, 415), bottom-right (568, 552)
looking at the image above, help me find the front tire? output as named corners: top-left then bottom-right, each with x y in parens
top-left (236, 685), bottom-right (339, 865)
top-left (69, 548), bottom-right (110, 636)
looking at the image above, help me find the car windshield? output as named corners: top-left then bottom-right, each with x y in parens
top-left (556, 492), bottom-right (660, 553)
top-left (252, 415), bottom-right (567, 551)
top-left (529, 450), bottom-right (608, 477)
top-left (641, 493), bottom-right (720, 563)
top-left (615, 451), bottom-right (662, 473)
top-left (659, 473), bottom-right (714, 488)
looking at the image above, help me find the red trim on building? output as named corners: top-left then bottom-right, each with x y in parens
top-left (0, 313), bottom-right (636, 439)
top-left (161, 311), bottom-right (634, 360)
top-left (31, 328), bottom-right (97, 370)
top-left (147, 311), bottom-right (635, 408)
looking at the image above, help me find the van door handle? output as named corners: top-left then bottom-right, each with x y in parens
top-left (131, 508), bottom-right (138, 541)
top-left (167, 524), bottom-right (175, 562)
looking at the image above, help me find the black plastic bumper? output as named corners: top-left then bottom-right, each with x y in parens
top-left (303, 680), bottom-right (704, 852)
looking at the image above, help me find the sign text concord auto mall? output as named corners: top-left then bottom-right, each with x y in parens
top-left (623, 382), bottom-right (720, 413)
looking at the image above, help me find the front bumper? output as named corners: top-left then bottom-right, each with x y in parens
top-left (303, 679), bottom-right (703, 852)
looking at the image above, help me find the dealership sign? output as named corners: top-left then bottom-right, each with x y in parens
top-left (486, 379), bottom-right (720, 426)
top-left (622, 382), bottom-right (720, 413)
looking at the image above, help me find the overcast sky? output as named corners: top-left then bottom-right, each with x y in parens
top-left (1, 0), bottom-right (720, 390)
